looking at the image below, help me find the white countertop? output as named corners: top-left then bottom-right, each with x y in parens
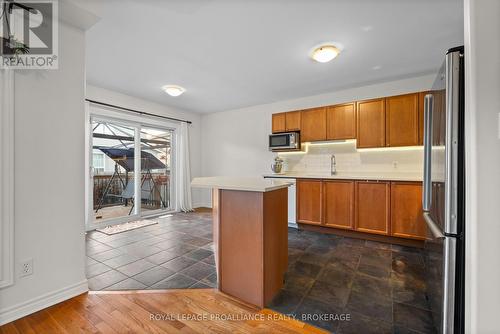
top-left (263, 171), bottom-right (423, 182)
top-left (191, 176), bottom-right (293, 192)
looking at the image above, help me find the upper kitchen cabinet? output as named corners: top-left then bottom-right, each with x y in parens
top-left (272, 91), bottom-right (425, 146)
top-left (296, 179), bottom-right (322, 225)
top-left (326, 103), bottom-right (356, 140)
top-left (323, 180), bottom-right (355, 230)
top-left (418, 91), bottom-right (430, 145)
top-left (301, 107), bottom-right (327, 142)
top-left (272, 111), bottom-right (301, 133)
top-left (272, 113), bottom-right (286, 133)
top-left (385, 93), bottom-right (419, 147)
top-left (355, 181), bottom-right (390, 235)
top-left (356, 99), bottom-right (386, 148)
top-left (391, 182), bottom-right (426, 240)
top-left (285, 111), bottom-right (301, 131)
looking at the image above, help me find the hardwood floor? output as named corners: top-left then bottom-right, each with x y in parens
top-left (0, 289), bottom-right (326, 333)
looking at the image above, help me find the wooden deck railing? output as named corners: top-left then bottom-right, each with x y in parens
top-left (93, 173), bottom-right (170, 210)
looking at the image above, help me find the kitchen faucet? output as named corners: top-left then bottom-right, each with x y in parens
top-left (330, 154), bottom-right (336, 175)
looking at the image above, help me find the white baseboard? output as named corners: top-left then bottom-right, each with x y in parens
top-left (288, 222), bottom-right (298, 229)
top-left (0, 279), bottom-right (89, 326)
top-left (193, 202), bottom-right (212, 209)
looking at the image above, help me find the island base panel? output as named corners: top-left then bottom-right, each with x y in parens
top-left (213, 188), bottom-right (288, 308)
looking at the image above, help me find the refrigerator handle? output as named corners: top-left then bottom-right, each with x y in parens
top-left (423, 212), bottom-right (444, 239)
top-left (444, 51), bottom-right (461, 234)
top-left (422, 94), bottom-right (433, 211)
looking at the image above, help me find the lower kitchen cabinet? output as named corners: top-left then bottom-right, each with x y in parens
top-left (323, 180), bottom-right (355, 230)
top-left (296, 179), bottom-right (322, 225)
top-left (296, 178), bottom-right (425, 241)
top-left (355, 181), bottom-right (390, 235)
top-left (390, 182), bottom-right (426, 240)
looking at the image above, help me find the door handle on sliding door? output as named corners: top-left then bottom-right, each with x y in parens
top-left (422, 94), bottom-right (433, 212)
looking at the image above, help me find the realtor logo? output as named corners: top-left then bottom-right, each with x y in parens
top-left (0, 0), bottom-right (58, 69)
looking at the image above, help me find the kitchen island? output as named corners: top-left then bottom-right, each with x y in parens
top-left (191, 177), bottom-right (292, 308)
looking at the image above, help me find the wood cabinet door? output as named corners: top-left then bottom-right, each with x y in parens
top-left (355, 181), bottom-right (390, 235)
top-left (323, 180), bottom-right (355, 230)
top-left (300, 107), bottom-right (327, 142)
top-left (356, 99), bottom-right (385, 148)
top-left (385, 93), bottom-right (419, 147)
top-left (391, 182), bottom-right (426, 240)
top-left (296, 179), bottom-right (322, 225)
top-left (418, 91), bottom-right (430, 145)
top-left (285, 111), bottom-right (301, 131)
top-left (326, 103), bottom-right (356, 140)
top-left (272, 113), bottom-right (286, 133)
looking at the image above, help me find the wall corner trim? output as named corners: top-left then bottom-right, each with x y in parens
top-left (0, 70), bottom-right (15, 289)
top-left (0, 279), bottom-right (89, 326)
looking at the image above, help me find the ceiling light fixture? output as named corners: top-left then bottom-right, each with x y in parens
top-left (310, 44), bottom-right (341, 63)
top-left (162, 85), bottom-right (186, 97)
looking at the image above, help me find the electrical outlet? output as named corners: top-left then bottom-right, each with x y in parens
top-left (19, 258), bottom-right (33, 277)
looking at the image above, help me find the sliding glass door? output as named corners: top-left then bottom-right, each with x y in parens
top-left (91, 119), bottom-right (138, 225)
top-left (88, 116), bottom-right (174, 230)
top-left (140, 126), bottom-right (173, 217)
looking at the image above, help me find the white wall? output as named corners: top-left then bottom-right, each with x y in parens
top-left (85, 85), bottom-right (204, 207)
top-left (200, 74), bottom-right (434, 206)
top-left (464, 0), bottom-right (500, 332)
top-left (0, 22), bottom-right (88, 324)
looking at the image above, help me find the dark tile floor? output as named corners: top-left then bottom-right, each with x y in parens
top-left (86, 212), bottom-right (434, 334)
top-left (85, 211), bottom-right (217, 291)
top-left (268, 228), bottom-right (435, 334)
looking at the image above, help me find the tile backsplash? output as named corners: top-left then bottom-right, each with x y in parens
top-left (277, 140), bottom-right (423, 174)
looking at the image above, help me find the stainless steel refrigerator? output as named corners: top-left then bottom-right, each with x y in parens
top-left (422, 46), bottom-right (465, 334)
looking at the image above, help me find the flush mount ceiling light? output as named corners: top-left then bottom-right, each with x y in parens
top-left (310, 44), bottom-right (341, 63)
top-left (162, 85), bottom-right (185, 97)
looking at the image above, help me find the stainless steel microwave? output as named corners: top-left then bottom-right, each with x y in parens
top-left (269, 132), bottom-right (300, 151)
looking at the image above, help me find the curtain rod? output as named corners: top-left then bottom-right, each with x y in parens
top-left (85, 99), bottom-right (192, 124)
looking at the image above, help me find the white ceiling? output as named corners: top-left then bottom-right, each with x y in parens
top-left (83, 0), bottom-right (463, 113)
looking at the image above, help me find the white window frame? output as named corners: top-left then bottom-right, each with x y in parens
top-left (85, 102), bottom-right (179, 231)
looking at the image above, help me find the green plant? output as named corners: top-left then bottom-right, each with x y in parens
top-left (8, 36), bottom-right (30, 55)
